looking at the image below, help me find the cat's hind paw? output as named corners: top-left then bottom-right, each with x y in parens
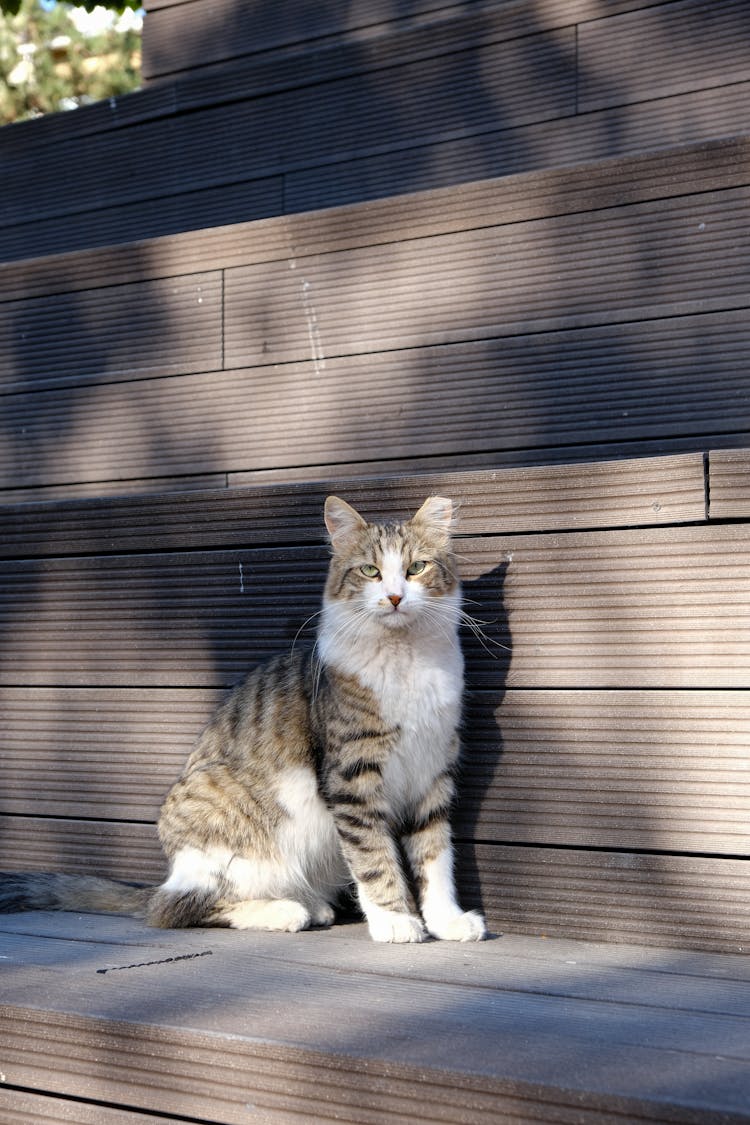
top-left (222, 898), bottom-right (312, 932)
top-left (429, 909), bottom-right (487, 942)
top-left (309, 900), bottom-right (336, 927)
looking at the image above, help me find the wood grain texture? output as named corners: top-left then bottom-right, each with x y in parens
top-left (708, 448), bottom-right (750, 518)
top-left (1, 311), bottom-right (744, 491)
top-left (0, 454), bottom-right (707, 558)
top-left (2, 525), bottom-right (748, 689)
top-left (461, 845), bottom-right (750, 954)
top-left (3, 685), bottom-right (749, 857)
top-left (0, 273), bottom-right (222, 394)
top-left (1, 924), bottom-right (749, 1119)
top-left (579, 0), bottom-right (750, 111)
top-left (3, 136), bottom-right (746, 303)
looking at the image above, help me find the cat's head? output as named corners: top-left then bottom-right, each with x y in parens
top-left (322, 495), bottom-right (460, 632)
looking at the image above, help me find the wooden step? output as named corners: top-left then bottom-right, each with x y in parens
top-left (1, 919), bottom-right (749, 1123)
top-left (1, 453), bottom-right (749, 955)
top-left (1, 0), bottom-right (749, 260)
top-left (2, 138), bottom-right (750, 501)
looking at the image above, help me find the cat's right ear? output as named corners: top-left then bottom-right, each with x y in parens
top-left (324, 496), bottom-right (368, 550)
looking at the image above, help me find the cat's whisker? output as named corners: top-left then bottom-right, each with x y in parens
top-left (458, 609), bottom-right (512, 656)
top-left (291, 609), bottom-right (323, 654)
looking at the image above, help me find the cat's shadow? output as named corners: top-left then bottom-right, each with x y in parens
top-left (457, 560), bottom-right (511, 936)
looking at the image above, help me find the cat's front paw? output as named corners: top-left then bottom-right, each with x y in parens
top-left (428, 909), bottom-right (487, 942)
top-left (368, 910), bottom-right (427, 943)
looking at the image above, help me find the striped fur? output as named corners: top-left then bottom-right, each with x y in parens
top-left (0, 496), bottom-right (485, 943)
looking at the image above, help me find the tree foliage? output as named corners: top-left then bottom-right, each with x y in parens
top-left (0, 1), bottom-right (142, 124)
top-left (2, 0), bottom-right (140, 13)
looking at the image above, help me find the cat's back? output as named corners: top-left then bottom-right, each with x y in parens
top-left (181, 648), bottom-right (317, 779)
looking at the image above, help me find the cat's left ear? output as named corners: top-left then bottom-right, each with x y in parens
top-left (411, 496), bottom-right (455, 544)
top-left (324, 496), bottom-right (368, 549)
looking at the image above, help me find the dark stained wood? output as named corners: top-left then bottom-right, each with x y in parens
top-left (0, 454), bottom-right (707, 557)
top-left (4, 685), bottom-right (749, 857)
top-left (462, 845), bottom-right (750, 954)
top-left (3, 524), bottom-right (749, 690)
top-left (0, 273), bottom-right (222, 395)
top-left (579, 0), bottom-right (750, 112)
top-left (1, 312), bottom-right (745, 491)
top-left (3, 136), bottom-right (747, 301)
top-left (3, 3), bottom-right (750, 260)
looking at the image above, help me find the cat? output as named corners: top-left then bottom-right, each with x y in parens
top-left (0, 495), bottom-right (486, 944)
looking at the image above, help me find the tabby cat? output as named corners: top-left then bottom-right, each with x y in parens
top-left (0, 496), bottom-right (485, 943)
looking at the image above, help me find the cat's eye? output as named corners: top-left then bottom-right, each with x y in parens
top-left (407, 560), bottom-right (427, 576)
top-left (360, 564), bottom-right (381, 579)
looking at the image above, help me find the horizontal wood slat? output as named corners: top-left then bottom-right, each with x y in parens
top-left (579, 0), bottom-right (750, 112)
top-left (708, 449), bottom-right (750, 519)
top-left (2, 136), bottom-right (747, 305)
top-left (461, 690), bottom-right (750, 854)
top-left (285, 82), bottom-right (750, 215)
top-left (0, 817), bottom-right (165, 884)
top-left (3, 687), bottom-right (748, 858)
top-left (141, 0), bottom-right (478, 79)
top-left (6, 988), bottom-right (731, 1125)
top-left (0, 1089), bottom-right (175, 1125)
top-left (2, 525), bottom-right (750, 691)
top-left (3, 812), bottom-right (747, 954)
top-left (0, 454), bottom-right (707, 558)
top-left (2, 311), bottom-right (745, 490)
top-left (3, 3), bottom-right (748, 260)
top-left (1, 26), bottom-right (575, 232)
top-left (0, 274), bottom-right (222, 395)
top-left (224, 187), bottom-right (750, 367)
top-left (462, 845), bottom-right (750, 954)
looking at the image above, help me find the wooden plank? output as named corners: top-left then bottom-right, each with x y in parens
top-left (0, 687), bottom-right (218, 821)
top-left (1, 309), bottom-right (745, 490)
top-left (579, 0), bottom-right (750, 112)
top-left (1, 926), bottom-right (749, 1120)
top-left (0, 817), bottom-right (165, 884)
top-left (470, 523), bottom-right (750, 689)
top-left (3, 525), bottom-right (750, 690)
top-left (3, 811), bottom-right (748, 955)
top-left (0, 1089), bottom-right (173, 1124)
top-left (0, 274), bottom-right (222, 395)
top-left (142, 0), bottom-right (482, 80)
top-left (459, 689), bottom-right (750, 854)
top-left (285, 80), bottom-right (750, 214)
top-left (0, 176), bottom-right (283, 266)
top-left (0, 454), bottom-right (707, 557)
top-left (462, 845), bottom-right (750, 954)
top-left (1, 26), bottom-right (574, 235)
top-left (2, 136), bottom-right (747, 304)
top-left (224, 185), bottom-right (750, 367)
top-left (0, 473), bottom-right (227, 505)
top-left (3, 685), bottom-right (749, 857)
top-left (708, 448), bottom-right (750, 519)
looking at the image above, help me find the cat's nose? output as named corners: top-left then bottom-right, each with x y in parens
top-left (388, 594), bottom-right (402, 608)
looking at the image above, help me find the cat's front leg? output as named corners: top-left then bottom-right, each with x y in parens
top-left (326, 767), bottom-right (426, 942)
top-left (404, 770), bottom-right (486, 942)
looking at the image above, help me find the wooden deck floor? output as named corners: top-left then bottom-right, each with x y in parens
top-left (1, 912), bottom-right (749, 1123)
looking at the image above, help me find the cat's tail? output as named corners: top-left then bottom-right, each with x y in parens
top-left (0, 871), bottom-right (154, 917)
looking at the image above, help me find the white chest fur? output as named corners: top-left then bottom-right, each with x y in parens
top-left (377, 641), bottom-right (463, 813)
top-left (335, 627), bottom-right (463, 816)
